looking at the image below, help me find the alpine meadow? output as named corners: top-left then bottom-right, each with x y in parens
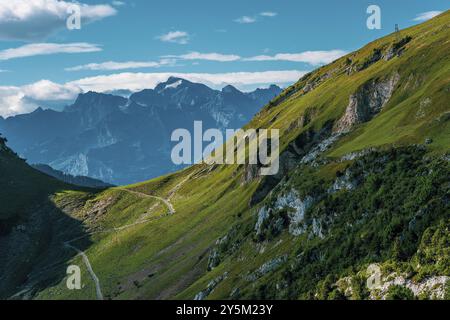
top-left (0, 3), bottom-right (449, 303)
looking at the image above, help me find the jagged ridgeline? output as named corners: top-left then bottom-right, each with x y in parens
top-left (1, 11), bottom-right (449, 300)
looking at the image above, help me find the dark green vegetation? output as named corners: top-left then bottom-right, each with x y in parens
top-left (0, 135), bottom-right (93, 298)
top-left (0, 12), bottom-right (449, 300)
top-left (235, 147), bottom-right (449, 299)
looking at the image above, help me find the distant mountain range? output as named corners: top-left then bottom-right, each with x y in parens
top-left (32, 164), bottom-right (114, 188)
top-left (0, 77), bottom-right (281, 185)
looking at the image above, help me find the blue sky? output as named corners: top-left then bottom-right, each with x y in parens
top-left (0, 0), bottom-right (448, 117)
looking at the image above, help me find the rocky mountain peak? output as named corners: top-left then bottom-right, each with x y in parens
top-left (155, 77), bottom-right (189, 92)
top-left (222, 84), bottom-right (241, 94)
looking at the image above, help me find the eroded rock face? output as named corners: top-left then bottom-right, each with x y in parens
top-left (328, 170), bottom-right (358, 193)
top-left (242, 164), bottom-right (260, 184)
top-left (255, 207), bottom-right (271, 236)
top-left (334, 72), bottom-right (400, 133)
top-left (300, 134), bottom-right (341, 165)
top-left (383, 36), bottom-right (412, 61)
top-left (337, 271), bottom-right (448, 300)
top-left (274, 191), bottom-right (314, 236)
top-left (302, 71), bottom-right (335, 93)
top-left (194, 272), bottom-right (228, 300)
top-left (245, 256), bottom-right (287, 282)
top-left (255, 190), bottom-right (315, 237)
top-left (374, 274), bottom-right (449, 300)
top-left (207, 235), bottom-right (229, 270)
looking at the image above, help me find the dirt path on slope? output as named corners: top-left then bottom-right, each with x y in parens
top-left (11, 173), bottom-right (195, 300)
top-left (60, 188), bottom-right (178, 300)
top-left (64, 243), bottom-right (104, 300)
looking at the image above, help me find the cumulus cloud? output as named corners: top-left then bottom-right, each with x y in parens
top-left (0, 43), bottom-right (102, 60)
top-left (0, 80), bottom-right (82, 118)
top-left (68, 70), bottom-right (305, 92)
top-left (156, 31), bottom-right (190, 44)
top-left (0, 70), bottom-right (306, 117)
top-left (0, 0), bottom-right (116, 41)
top-left (21, 80), bottom-right (81, 101)
top-left (413, 11), bottom-right (442, 21)
top-left (245, 50), bottom-right (347, 65)
top-left (0, 87), bottom-right (36, 118)
top-left (234, 16), bottom-right (257, 24)
top-left (163, 52), bottom-right (241, 62)
top-left (65, 59), bottom-right (176, 71)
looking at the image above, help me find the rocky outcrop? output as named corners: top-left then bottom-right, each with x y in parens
top-left (194, 272), bottom-right (228, 300)
top-left (336, 269), bottom-right (448, 300)
top-left (357, 48), bottom-right (383, 72)
top-left (245, 256), bottom-right (287, 282)
top-left (207, 235), bottom-right (229, 271)
top-left (300, 134), bottom-right (341, 165)
top-left (334, 72), bottom-right (400, 133)
top-left (383, 36), bottom-right (412, 61)
top-left (374, 274), bottom-right (449, 300)
top-left (346, 36), bottom-right (412, 74)
top-left (242, 163), bottom-right (260, 184)
top-left (275, 191), bottom-right (314, 236)
top-left (339, 148), bottom-right (375, 162)
top-left (302, 71), bottom-right (335, 93)
top-left (248, 149), bottom-right (298, 205)
top-left (328, 169), bottom-right (358, 193)
top-left (249, 121), bottom-right (335, 206)
top-left (254, 190), bottom-right (315, 237)
top-left (416, 97), bottom-right (432, 119)
top-left (255, 206), bottom-right (271, 236)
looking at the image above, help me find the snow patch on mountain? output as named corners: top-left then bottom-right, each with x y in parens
top-left (164, 79), bottom-right (183, 90)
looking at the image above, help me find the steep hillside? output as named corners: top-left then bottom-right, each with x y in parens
top-left (0, 135), bottom-right (97, 298)
top-left (2, 12), bottom-right (449, 300)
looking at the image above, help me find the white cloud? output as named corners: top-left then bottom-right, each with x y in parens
top-left (156, 31), bottom-right (190, 44)
top-left (0, 81), bottom-right (82, 118)
top-left (68, 71), bottom-right (305, 92)
top-left (0, 70), bottom-right (306, 117)
top-left (0, 0), bottom-right (116, 41)
top-left (260, 12), bottom-right (277, 17)
top-left (21, 80), bottom-right (81, 101)
top-left (112, 1), bottom-right (126, 6)
top-left (0, 87), bottom-right (36, 118)
top-left (413, 11), bottom-right (442, 21)
top-left (0, 43), bottom-right (101, 61)
top-left (163, 50), bottom-right (347, 66)
top-left (65, 59), bottom-right (176, 71)
top-left (163, 52), bottom-right (241, 62)
top-left (245, 50), bottom-right (347, 66)
top-left (235, 12), bottom-right (277, 24)
top-left (235, 16), bottom-right (257, 24)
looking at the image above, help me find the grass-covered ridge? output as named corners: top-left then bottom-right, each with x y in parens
top-left (1, 11), bottom-right (449, 300)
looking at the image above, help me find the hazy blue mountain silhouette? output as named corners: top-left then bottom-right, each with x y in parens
top-left (0, 77), bottom-right (281, 185)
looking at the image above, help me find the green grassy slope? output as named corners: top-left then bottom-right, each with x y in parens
top-left (247, 10), bottom-right (449, 156)
top-left (3, 11), bottom-right (449, 300)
